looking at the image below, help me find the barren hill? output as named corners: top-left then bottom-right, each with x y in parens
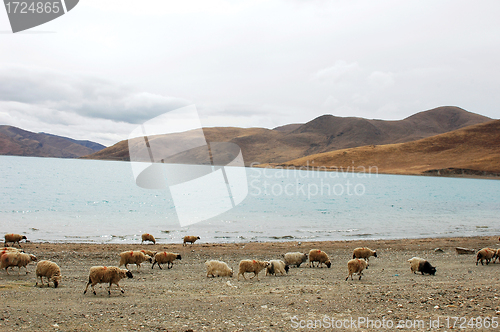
top-left (0, 126), bottom-right (105, 158)
top-left (82, 106), bottom-right (491, 166)
top-left (275, 120), bottom-right (500, 176)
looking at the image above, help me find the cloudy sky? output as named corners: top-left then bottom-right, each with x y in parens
top-left (0, 0), bottom-right (499, 146)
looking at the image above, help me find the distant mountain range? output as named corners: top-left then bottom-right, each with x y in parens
top-left (0, 126), bottom-right (105, 158)
top-left (276, 119), bottom-right (500, 176)
top-left (82, 106), bottom-right (491, 166)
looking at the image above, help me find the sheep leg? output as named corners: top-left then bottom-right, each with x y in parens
top-left (167, 262), bottom-right (172, 269)
top-left (83, 278), bottom-right (91, 294)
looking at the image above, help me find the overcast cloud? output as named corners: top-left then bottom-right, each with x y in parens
top-left (0, 0), bottom-right (499, 146)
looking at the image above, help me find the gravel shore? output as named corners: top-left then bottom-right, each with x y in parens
top-left (1, 236), bottom-right (499, 331)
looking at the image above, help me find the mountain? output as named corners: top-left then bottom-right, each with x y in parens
top-left (82, 106), bottom-right (491, 166)
top-left (275, 120), bottom-right (500, 176)
top-left (0, 126), bottom-right (105, 158)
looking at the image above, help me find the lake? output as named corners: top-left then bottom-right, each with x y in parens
top-left (1, 155), bottom-right (499, 244)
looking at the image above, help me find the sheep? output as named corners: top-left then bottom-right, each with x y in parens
top-left (352, 247), bottom-right (377, 264)
top-left (83, 266), bottom-right (133, 296)
top-left (308, 249), bottom-right (331, 268)
top-left (476, 248), bottom-right (496, 265)
top-left (408, 257), bottom-right (436, 275)
top-left (0, 247), bottom-right (24, 252)
top-left (151, 252), bottom-right (181, 269)
top-left (492, 249), bottom-right (500, 263)
top-left (0, 251), bottom-right (37, 275)
top-left (4, 233), bottom-right (27, 247)
top-left (183, 235), bottom-right (200, 246)
top-left (237, 260), bottom-right (270, 281)
top-left (346, 258), bottom-right (368, 281)
top-left (282, 252), bottom-right (308, 268)
top-left (205, 260), bottom-right (233, 277)
top-left (35, 260), bottom-right (62, 288)
top-left (265, 260), bottom-right (289, 276)
top-left (141, 233), bottom-right (156, 244)
top-left (118, 251), bottom-right (152, 270)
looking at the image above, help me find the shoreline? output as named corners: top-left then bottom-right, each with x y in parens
top-left (2, 235), bottom-right (500, 331)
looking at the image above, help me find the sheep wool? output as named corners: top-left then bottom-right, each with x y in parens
top-left (4, 233), bottom-right (27, 247)
top-left (308, 249), bottom-right (331, 268)
top-left (36, 260), bottom-right (62, 288)
top-left (476, 248), bottom-right (496, 266)
top-left (205, 260), bottom-right (233, 278)
top-left (183, 236), bottom-right (200, 246)
top-left (141, 233), bottom-right (156, 244)
top-left (237, 260), bottom-right (270, 281)
top-left (84, 266), bottom-right (133, 295)
top-left (283, 252), bottom-right (308, 268)
top-left (266, 260), bottom-right (289, 276)
top-left (346, 258), bottom-right (368, 281)
top-left (0, 252), bottom-right (37, 275)
top-left (119, 251), bottom-right (152, 270)
top-left (152, 252), bottom-right (182, 269)
top-left (352, 247), bottom-right (377, 262)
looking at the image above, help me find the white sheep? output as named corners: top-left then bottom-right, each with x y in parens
top-left (282, 252), bottom-right (308, 268)
top-left (151, 252), bottom-right (182, 269)
top-left (265, 260), bottom-right (289, 276)
top-left (476, 248), bottom-right (496, 265)
top-left (205, 260), bottom-right (233, 278)
top-left (0, 251), bottom-right (37, 275)
top-left (183, 235), bottom-right (200, 246)
top-left (83, 266), bottom-right (133, 295)
top-left (308, 249), bottom-right (331, 268)
top-left (352, 247), bottom-right (377, 263)
top-left (35, 260), bottom-right (62, 288)
top-left (118, 251), bottom-right (152, 270)
top-left (141, 233), bottom-right (156, 244)
top-left (346, 258), bottom-right (368, 281)
top-left (4, 233), bottom-right (28, 247)
top-left (237, 260), bottom-right (270, 281)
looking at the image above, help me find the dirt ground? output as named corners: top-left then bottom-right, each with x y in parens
top-left (1, 236), bottom-right (500, 331)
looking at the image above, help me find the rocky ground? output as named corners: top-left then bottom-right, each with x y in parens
top-left (1, 236), bottom-right (500, 331)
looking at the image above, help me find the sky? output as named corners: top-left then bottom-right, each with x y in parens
top-left (0, 0), bottom-right (499, 146)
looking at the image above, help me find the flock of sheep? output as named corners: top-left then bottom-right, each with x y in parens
top-left (1, 232), bottom-right (499, 296)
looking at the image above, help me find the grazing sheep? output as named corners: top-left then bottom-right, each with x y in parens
top-left (266, 260), bottom-right (289, 276)
top-left (476, 248), bottom-right (496, 265)
top-left (151, 252), bottom-right (181, 269)
top-left (237, 260), bottom-right (270, 281)
top-left (308, 249), bottom-right (331, 268)
top-left (352, 247), bottom-right (377, 264)
top-left (0, 251), bottom-right (37, 275)
top-left (35, 260), bottom-right (62, 288)
top-left (118, 251), bottom-right (152, 270)
top-left (141, 233), bottom-right (156, 244)
top-left (84, 266), bottom-right (133, 296)
top-left (282, 252), bottom-right (308, 268)
top-left (346, 258), bottom-right (368, 281)
top-left (205, 260), bottom-right (233, 278)
top-left (408, 257), bottom-right (436, 275)
top-left (4, 234), bottom-right (27, 247)
top-left (492, 249), bottom-right (500, 263)
top-left (183, 235), bottom-right (200, 246)
top-left (139, 249), bottom-right (157, 258)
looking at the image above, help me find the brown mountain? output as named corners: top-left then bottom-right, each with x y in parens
top-left (0, 125), bottom-right (105, 158)
top-left (81, 106), bottom-right (491, 165)
top-left (276, 120), bottom-right (500, 176)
